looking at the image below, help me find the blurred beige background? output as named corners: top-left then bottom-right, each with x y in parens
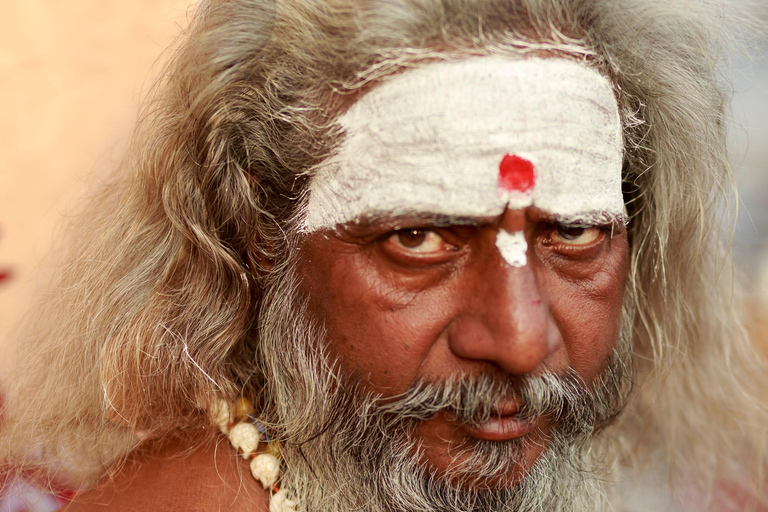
top-left (0, 1), bottom-right (766, 365)
top-left (0, 0), bottom-right (196, 363)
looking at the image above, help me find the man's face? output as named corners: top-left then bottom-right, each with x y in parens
top-left (293, 57), bottom-right (630, 488)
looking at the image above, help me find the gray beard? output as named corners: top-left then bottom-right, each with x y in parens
top-left (256, 264), bottom-right (633, 512)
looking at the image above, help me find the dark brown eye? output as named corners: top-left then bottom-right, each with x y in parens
top-left (551, 225), bottom-right (602, 246)
top-left (558, 226), bottom-right (586, 240)
top-left (397, 229), bottom-right (428, 248)
top-left (386, 229), bottom-right (449, 254)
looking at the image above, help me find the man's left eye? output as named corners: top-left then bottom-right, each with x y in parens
top-left (388, 229), bottom-right (447, 253)
top-left (550, 225), bottom-right (603, 246)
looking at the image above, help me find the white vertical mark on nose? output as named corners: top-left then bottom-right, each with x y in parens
top-left (496, 230), bottom-right (527, 267)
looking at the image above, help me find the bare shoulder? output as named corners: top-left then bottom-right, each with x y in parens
top-left (60, 438), bottom-right (269, 512)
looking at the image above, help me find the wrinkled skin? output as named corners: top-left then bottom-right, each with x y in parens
top-left (299, 206), bottom-right (630, 484)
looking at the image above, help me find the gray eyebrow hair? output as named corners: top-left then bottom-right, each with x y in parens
top-left (361, 210), bottom-right (629, 229)
top-left (361, 212), bottom-right (487, 228)
top-left (550, 211), bottom-right (629, 228)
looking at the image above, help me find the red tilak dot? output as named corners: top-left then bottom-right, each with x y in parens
top-left (498, 154), bottom-right (535, 193)
top-left (0, 270), bottom-right (11, 286)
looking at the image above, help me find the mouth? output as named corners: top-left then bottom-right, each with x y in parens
top-left (460, 400), bottom-right (539, 442)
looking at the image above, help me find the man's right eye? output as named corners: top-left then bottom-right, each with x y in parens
top-left (389, 229), bottom-right (446, 253)
top-left (377, 228), bottom-right (463, 265)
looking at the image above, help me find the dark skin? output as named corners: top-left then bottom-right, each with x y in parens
top-left (60, 439), bottom-right (270, 512)
top-left (61, 206), bottom-right (628, 509)
top-left (299, 205), bottom-right (629, 485)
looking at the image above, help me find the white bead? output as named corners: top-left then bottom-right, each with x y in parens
top-left (228, 422), bottom-right (261, 459)
top-left (211, 399), bottom-right (232, 434)
top-left (250, 453), bottom-right (280, 489)
top-left (270, 489), bottom-right (298, 512)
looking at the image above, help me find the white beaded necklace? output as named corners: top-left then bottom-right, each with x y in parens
top-left (211, 398), bottom-right (298, 512)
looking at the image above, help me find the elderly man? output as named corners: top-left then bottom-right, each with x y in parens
top-left (1, 0), bottom-right (766, 511)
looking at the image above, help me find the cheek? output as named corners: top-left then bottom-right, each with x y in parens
top-left (544, 248), bottom-right (629, 380)
top-left (300, 243), bottom-right (459, 392)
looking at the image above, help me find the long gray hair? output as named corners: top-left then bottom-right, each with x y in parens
top-left (1, 0), bottom-right (765, 504)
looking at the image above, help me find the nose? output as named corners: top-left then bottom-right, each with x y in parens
top-left (446, 211), bottom-right (561, 375)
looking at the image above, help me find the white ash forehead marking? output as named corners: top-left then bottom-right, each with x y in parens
top-left (496, 231), bottom-right (529, 268)
top-left (302, 56), bottom-right (624, 236)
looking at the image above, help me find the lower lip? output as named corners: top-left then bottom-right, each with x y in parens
top-left (462, 415), bottom-right (537, 442)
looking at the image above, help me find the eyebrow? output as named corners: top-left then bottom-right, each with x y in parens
top-left (364, 209), bottom-right (628, 227)
top-left (356, 212), bottom-right (489, 230)
top-left (333, 208), bottom-right (629, 238)
top-left (548, 211), bottom-right (629, 228)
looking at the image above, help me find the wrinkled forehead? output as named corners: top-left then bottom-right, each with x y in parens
top-left (302, 57), bottom-right (625, 231)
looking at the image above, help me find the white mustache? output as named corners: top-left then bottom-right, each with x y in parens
top-left (374, 362), bottom-right (628, 437)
